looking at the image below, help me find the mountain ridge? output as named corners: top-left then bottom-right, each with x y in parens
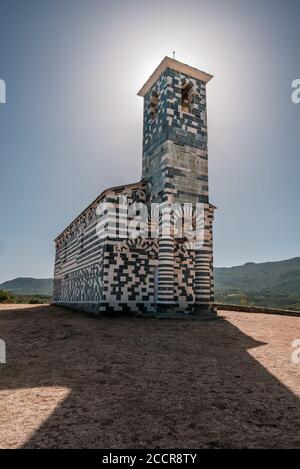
top-left (215, 256), bottom-right (300, 294)
top-left (0, 277), bottom-right (53, 296)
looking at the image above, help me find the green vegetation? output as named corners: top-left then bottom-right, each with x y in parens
top-left (215, 289), bottom-right (300, 311)
top-left (0, 290), bottom-right (51, 305)
top-left (0, 290), bottom-right (15, 303)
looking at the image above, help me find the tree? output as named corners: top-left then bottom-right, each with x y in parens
top-left (0, 290), bottom-right (15, 303)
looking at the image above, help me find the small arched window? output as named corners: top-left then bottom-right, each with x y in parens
top-left (150, 91), bottom-right (159, 120)
top-left (181, 83), bottom-right (193, 113)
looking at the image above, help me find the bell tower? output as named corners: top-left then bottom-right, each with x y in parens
top-left (138, 56), bottom-right (213, 205)
top-left (138, 57), bottom-right (216, 316)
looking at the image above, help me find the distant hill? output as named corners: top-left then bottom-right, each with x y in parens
top-left (0, 278), bottom-right (53, 296)
top-left (215, 257), bottom-right (300, 295)
top-left (214, 257), bottom-right (300, 310)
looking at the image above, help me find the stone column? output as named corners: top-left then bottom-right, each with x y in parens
top-left (156, 205), bottom-right (175, 310)
top-left (194, 204), bottom-right (216, 315)
top-left (157, 235), bottom-right (175, 307)
top-left (194, 248), bottom-right (212, 306)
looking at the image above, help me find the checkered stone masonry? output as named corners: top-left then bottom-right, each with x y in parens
top-left (53, 57), bottom-right (216, 316)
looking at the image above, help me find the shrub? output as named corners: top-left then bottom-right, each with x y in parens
top-left (0, 290), bottom-right (15, 303)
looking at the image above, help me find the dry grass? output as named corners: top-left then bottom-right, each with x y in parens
top-left (0, 304), bottom-right (299, 448)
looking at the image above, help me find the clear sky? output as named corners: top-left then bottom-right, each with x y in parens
top-left (0, 0), bottom-right (299, 283)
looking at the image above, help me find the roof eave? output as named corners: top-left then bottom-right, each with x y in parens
top-left (137, 56), bottom-right (213, 97)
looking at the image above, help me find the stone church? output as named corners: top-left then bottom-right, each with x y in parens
top-left (53, 57), bottom-right (216, 318)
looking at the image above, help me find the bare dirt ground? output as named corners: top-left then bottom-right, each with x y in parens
top-left (0, 304), bottom-right (299, 449)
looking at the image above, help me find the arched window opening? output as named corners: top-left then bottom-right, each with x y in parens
top-left (150, 91), bottom-right (159, 120)
top-left (181, 83), bottom-right (193, 113)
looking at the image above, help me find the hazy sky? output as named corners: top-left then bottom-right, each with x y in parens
top-left (0, 0), bottom-right (299, 283)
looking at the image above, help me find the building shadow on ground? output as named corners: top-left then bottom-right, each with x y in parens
top-left (0, 304), bottom-right (299, 448)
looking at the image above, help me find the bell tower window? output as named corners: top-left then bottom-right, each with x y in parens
top-left (150, 91), bottom-right (159, 120)
top-left (181, 83), bottom-right (193, 113)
